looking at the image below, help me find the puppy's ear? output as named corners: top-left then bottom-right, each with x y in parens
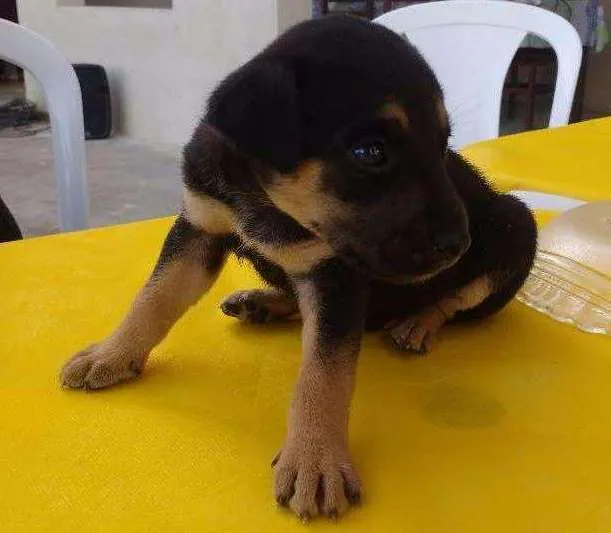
top-left (206, 59), bottom-right (301, 173)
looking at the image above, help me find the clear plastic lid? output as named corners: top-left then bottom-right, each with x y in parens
top-left (517, 201), bottom-right (611, 336)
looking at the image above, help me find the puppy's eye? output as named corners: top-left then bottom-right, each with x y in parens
top-left (350, 141), bottom-right (387, 166)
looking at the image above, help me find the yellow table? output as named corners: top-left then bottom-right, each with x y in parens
top-left (463, 117), bottom-right (611, 201)
top-left (1, 121), bottom-right (610, 532)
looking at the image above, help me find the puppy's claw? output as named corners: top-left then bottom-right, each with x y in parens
top-left (346, 489), bottom-right (362, 506)
top-left (271, 452), bottom-right (281, 468)
top-left (387, 305), bottom-right (447, 355)
top-left (276, 493), bottom-right (292, 508)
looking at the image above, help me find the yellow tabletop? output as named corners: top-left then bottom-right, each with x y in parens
top-left (463, 117), bottom-right (611, 201)
top-left (1, 125), bottom-right (610, 532)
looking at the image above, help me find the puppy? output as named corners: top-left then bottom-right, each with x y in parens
top-left (60, 16), bottom-right (537, 521)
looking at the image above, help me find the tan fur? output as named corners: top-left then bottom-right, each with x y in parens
top-left (183, 189), bottom-right (235, 235)
top-left (61, 236), bottom-right (226, 389)
top-left (389, 275), bottom-right (492, 353)
top-left (380, 100), bottom-right (409, 129)
top-left (263, 160), bottom-right (351, 236)
top-left (454, 275), bottom-right (492, 310)
top-left (273, 281), bottom-right (361, 519)
top-left (436, 98), bottom-right (450, 131)
top-left (250, 236), bottom-right (335, 275)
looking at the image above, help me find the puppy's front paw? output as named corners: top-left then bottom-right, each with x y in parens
top-left (273, 438), bottom-right (362, 521)
top-left (387, 304), bottom-right (447, 354)
top-left (60, 343), bottom-right (144, 390)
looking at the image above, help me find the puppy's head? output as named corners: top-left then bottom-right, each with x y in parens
top-left (206, 16), bottom-right (470, 280)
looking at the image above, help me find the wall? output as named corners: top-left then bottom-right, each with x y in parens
top-left (584, 0), bottom-right (611, 117)
top-left (17, 0), bottom-right (311, 147)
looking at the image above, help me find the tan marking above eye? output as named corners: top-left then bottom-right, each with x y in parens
top-left (183, 188), bottom-right (236, 235)
top-left (380, 100), bottom-right (409, 129)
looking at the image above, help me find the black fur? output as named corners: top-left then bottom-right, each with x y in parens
top-left (299, 258), bottom-right (369, 353)
top-left (183, 15), bottom-right (537, 343)
top-left (152, 215), bottom-right (225, 278)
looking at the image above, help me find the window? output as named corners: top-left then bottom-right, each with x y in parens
top-left (59, 0), bottom-right (172, 8)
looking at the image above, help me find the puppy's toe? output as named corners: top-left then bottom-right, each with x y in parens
top-left (387, 305), bottom-right (446, 354)
top-left (273, 443), bottom-right (361, 521)
top-left (220, 290), bottom-right (271, 324)
top-left (60, 344), bottom-right (143, 390)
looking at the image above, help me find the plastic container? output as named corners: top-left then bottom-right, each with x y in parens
top-left (517, 201), bottom-right (611, 336)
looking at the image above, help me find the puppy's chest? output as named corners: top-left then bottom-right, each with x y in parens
top-left (231, 204), bottom-right (336, 277)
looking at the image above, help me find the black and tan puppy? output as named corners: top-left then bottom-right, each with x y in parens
top-left (60, 16), bottom-right (537, 520)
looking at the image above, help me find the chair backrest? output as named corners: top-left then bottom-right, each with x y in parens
top-left (375, 0), bottom-right (582, 149)
top-left (0, 18), bottom-right (88, 231)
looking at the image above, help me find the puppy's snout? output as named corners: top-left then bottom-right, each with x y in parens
top-left (432, 231), bottom-right (470, 257)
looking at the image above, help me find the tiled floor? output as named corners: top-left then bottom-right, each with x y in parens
top-left (1, 133), bottom-right (183, 237)
top-left (1, 81), bottom-right (184, 237)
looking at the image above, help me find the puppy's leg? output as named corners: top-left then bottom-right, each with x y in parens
top-left (60, 216), bottom-right (227, 390)
top-left (389, 194), bottom-right (537, 354)
top-left (273, 260), bottom-right (368, 520)
top-left (388, 276), bottom-right (492, 353)
top-left (220, 289), bottom-right (299, 323)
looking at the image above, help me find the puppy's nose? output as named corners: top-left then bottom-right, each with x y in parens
top-left (433, 232), bottom-right (470, 256)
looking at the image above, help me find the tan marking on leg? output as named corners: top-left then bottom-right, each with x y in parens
top-left (61, 234), bottom-right (226, 390)
top-left (380, 100), bottom-right (409, 129)
top-left (453, 276), bottom-right (492, 311)
top-left (389, 275), bottom-right (492, 354)
top-left (273, 281), bottom-right (362, 519)
top-left (183, 188), bottom-right (235, 235)
top-left (220, 289), bottom-right (300, 323)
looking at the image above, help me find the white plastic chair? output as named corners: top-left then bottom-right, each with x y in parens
top-left (0, 18), bottom-right (88, 231)
top-left (375, 0), bottom-right (583, 150)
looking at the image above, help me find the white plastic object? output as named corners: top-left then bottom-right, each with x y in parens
top-left (0, 18), bottom-right (88, 231)
top-left (517, 201), bottom-right (611, 336)
top-left (375, 0), bottom-right (583, 149)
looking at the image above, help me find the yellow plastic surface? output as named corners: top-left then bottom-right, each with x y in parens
top-left (1, 211), bottom-right (610, 532)
top-left (463, 117), bottom-right (611, 201)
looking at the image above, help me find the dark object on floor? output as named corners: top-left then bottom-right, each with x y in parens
top-left (0, 98), bottom-right (45, 129)
top-left (317, 1), bottom-right (421, 19)
top-left (73, 64), bottom-right (112, 140)
top-left (0, 194), bottom-right (22, 243)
